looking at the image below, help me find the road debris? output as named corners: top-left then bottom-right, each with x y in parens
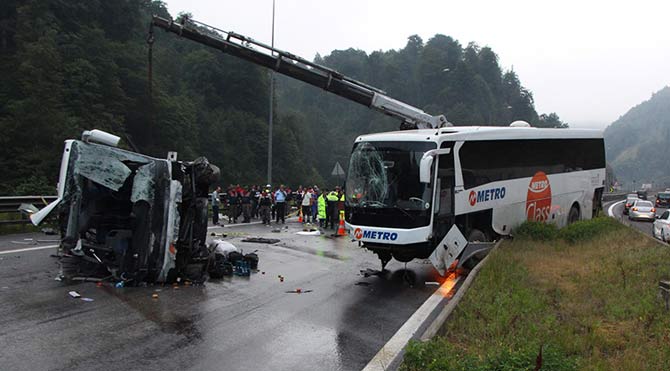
top-left (81, 297), bottom-right (94, 302)
top-left (241, 237), bottom-right (279, 244)
top-left (152, 293), bottom-right (159, 299)
top-left (68, 291), bottom-right (81, 298)
top-left (425, 281), bottom-right (440, 286)
top-left (285, 289), bottom-right (312, 294)
top-left (360, 268), bottom-right (384, 277)
top-left (41, 227), bottom-right (57, 235)
top-left (355, 281), bottom-right (371, 286)
top-left (297, 230), bottom-right (321, 236)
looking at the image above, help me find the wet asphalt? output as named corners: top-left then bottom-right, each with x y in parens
top-left (607, 195), bottom-right (666, 238)
top-left (0, 219), bottom-right (446, 371)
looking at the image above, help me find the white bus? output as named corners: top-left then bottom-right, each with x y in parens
top-left (344, 125), bottom-right (606, 274)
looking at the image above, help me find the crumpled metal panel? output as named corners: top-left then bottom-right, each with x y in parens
top-left (72, 142), bottom-right (150, 191)
top-left (131, 162), bottom-right (156, 204)
top-left (157, 180), bottom-right (182, 282)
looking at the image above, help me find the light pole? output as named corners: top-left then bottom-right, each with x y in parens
top-left (267, 0), bottom-right (275, 185)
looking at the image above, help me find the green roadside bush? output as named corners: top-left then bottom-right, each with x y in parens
top-left (513, 220), bottom-right (558, 241)
top-left (513, 217), bottom-right (619, 243)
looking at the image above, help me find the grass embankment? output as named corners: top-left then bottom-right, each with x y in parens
top-left (403, 218), bottom-right (670, 371)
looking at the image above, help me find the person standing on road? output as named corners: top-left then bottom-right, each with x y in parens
top-left (211, 186), bottom-right (221, 226)
top-left (228, 186), bottom-right (240, 224)
top-left (259, 190), bottom-right (272, 225)
top-left (275, 185), bottom-right (287, 224)
top-left (311, 187), bottom-right (318, 223)
top-left (326, 188), bottom-right (339, 229)
top-left (241, 187), bottom-right (252, 223)
top-left (252, 185), bottom-right (261, 219)
top-left (301, 187), bottom-right (313, 224)
top-left (318, 188), bottom-right (327, 228)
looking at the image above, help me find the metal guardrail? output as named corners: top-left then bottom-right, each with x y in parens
top-left (602, 192), bottom-right (627, 202)
top-left (0, 195), bottom-right (57, 225)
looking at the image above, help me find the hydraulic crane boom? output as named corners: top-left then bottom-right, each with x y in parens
top-left (150, 15), bottom-right (450, 129)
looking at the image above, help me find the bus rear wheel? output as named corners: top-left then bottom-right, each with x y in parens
top-left (568, 205), bottom-right (580, 224)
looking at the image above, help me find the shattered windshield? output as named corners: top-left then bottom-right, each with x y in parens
top-left (346, 141), bottom-right (436, 210)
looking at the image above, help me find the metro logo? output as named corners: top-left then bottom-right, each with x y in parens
top-left (469, 191), bottom-right (477, 206)
top-left (526, 171), bottom-right (551, 222)
top-left (353, 227), bottom-right (398, 241)
top-left (469, 187), bottom-right (506, 206)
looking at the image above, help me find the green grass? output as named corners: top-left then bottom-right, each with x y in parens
top-left (402, 218), bottom-right (670, 371)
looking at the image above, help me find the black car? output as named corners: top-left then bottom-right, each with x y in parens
top-left (656, 192), bottom-right (670, 207)
top-left (637, 190), bottom-right (648, 200)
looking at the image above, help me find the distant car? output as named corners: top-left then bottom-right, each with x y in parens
top-left (637, 190), bottom-right (648, 200)
top-left (653, 210), bottom-right (670, 242)
top-left (628, 199), bottom-right (656, 221)
top-left (623, 194), bottom-right (638, 215)
top-left (656, 192), bottom-right (670, 208)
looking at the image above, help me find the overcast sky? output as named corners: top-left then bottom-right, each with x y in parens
top-left (164, 0), bottom-right (670, 128)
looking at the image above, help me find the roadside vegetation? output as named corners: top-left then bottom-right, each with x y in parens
top-left (403, 218), bottom-right (670, 371)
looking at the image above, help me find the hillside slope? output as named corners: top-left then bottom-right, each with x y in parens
top-left (604, 86), bottom-right (670, 187)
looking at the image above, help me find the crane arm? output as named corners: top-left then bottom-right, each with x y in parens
top-left (150, 15), bottom-right (450, 129)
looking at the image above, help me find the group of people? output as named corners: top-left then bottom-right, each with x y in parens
top-left (210, 184), bottom-right (345, 229)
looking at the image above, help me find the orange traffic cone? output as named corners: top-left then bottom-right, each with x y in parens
top-left (337, 211), bottom-right (346, 236)
top-left (298, 208), bottom-right (303, 223)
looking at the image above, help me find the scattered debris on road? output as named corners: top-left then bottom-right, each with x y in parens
top-left (297, 230), bottom-right (320, 236)
top-left (68, 291), bottom-right (81, 298)
top-left (285, 289), bottom-right (312, 294)
top-left (241, 237), bottom-right (279, 244)
top-left (355, 281), bottom-right (371, 286)
top-left (360, 268), bottom-right (384, 277)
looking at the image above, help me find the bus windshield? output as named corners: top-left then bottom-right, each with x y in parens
top-left (345, 141), bottom-right (436, 211)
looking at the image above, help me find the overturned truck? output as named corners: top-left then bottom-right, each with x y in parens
top-left (32, 130), bottom-right (219, 284)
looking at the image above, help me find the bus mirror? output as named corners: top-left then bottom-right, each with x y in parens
top-left (420, 148), bottom-right (451, 183)
top-left (420, 156), bottom-right (434, 183)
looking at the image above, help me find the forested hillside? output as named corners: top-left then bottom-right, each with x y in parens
top-left (0, 0), bottom-right (565, 195)
top-left (604, 86), bottom-right (670, 187)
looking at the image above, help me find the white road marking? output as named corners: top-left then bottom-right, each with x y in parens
top-left (0, 244), bottom-right (58, 255)
top-left (362, 274), bottom-right (461, 371)
top-left (608, 200), bottom-right (625, 217)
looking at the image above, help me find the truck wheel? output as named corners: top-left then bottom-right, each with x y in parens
top-left (567, 205), bottom-right (580, 225)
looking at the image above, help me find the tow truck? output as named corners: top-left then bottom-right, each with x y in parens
top-left (148, 16), bottom-right (606, 275)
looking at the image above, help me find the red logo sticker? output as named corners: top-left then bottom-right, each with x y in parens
top-left (354, 228), bottom-right (363, 240)
top-left (469, 190), bottom-right (477, 206)
top-left (526, 171), bottom-right (551, 222)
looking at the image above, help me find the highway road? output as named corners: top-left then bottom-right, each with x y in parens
top-left (0, 219), bottom-right (459, 371)
top-left (606, 193), bottom-right (667, 240)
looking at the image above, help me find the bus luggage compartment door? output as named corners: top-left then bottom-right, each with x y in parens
top-left (429, 224), bottom-right (468, 276)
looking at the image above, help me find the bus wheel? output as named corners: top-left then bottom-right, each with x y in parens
top-left (568, 205), bottom-right (580, 224)
top-left (463, 229), bottom-right (488, 269)
top-left (468, 229), bottom-right (488, 242)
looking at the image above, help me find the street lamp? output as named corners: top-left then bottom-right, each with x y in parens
top-left (267, 0), bottom-right (276, 185)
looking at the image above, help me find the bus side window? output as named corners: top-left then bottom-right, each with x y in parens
top-left (438, 153), bottom-right (454, 216)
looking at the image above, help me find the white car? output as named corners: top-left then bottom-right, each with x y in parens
top-left (653, 210), bottom-right (670, 242)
